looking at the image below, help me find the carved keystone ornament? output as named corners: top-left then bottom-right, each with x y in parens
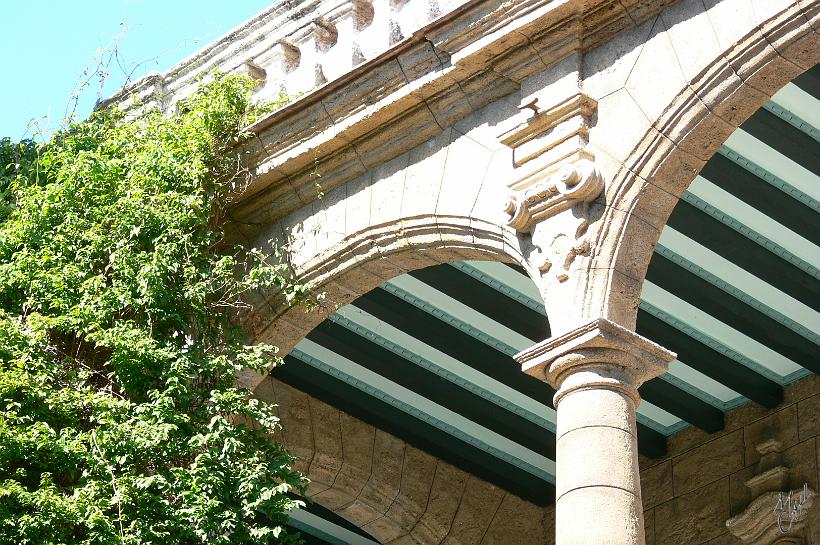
top-left (498, 93), bottom-right (605, 282)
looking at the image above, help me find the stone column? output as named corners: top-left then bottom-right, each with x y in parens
top-left (515, 318), bottom-right (675, 545)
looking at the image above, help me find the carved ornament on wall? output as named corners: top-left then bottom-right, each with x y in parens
top-left (498, 92), bottom-right (605, 283)
top-left (726, 439), bottom-right (817, 544)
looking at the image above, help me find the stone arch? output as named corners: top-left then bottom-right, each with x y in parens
top-left (237, 99), bottom-right (564, 389)
top-left (254, 376), bottom-right (552, 545)
top-left (240, 213), bottom-right (527, 391)
top-left (581, 0), bottom-right (819, 329)
top-left (236, 93), bottom-right (556, 545)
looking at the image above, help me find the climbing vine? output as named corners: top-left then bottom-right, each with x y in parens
top-left (0, 75), bottom-right (307, 544)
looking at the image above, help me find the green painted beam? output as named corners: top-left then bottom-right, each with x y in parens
top-left (436, 264), bottom-right (724, 433)
top-left (408, 265), bottom-right (551, 340)
top-left (306, 319), bottom-right (557, 458)
top-left (700, 153), bottom-right (819, 246)
top-left (353, 287), bottom-right (668, 458)
top-left (272, 356), bottom-right (556, 506)
top-left (636, 310), bottom-right (783, 408)
top-left (666, 200), bottom-right (820, 312)
top-left (646, 252), bottom-right (820, 374)
top-left (741, 107), bottom-right (820, 177)
top-left (793, 64), bottom-right (820, 102)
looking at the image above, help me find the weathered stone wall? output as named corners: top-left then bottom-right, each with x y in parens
top-left (638, 375), bottom-right (820, 545)
top-left (257, 371), bottom-right (820, 545)
top-left (254, 376), bottom-right (552, 545)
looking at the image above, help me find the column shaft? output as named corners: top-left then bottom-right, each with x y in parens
top-left (555, 384), bottom-right (644, 545)
top-left (514, 319), bottom-right (675, 545)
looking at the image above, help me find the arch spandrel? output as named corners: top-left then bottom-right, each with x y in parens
top-left (576, 0), bottom-right (819, 331)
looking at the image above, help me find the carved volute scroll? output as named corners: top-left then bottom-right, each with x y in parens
top-left (498, 91), bottom-right (605, 283)
top-left (725, 440), bottom-right (818, 544)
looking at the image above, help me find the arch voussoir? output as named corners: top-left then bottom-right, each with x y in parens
top-left (586, 0), bottom-right (820, 329)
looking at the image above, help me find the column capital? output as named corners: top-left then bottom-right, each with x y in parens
top-left (514, 318), bottom-right (676, 405)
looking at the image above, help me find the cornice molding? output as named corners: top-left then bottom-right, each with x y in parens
top-left (104, 0), bottom-right (677, 228)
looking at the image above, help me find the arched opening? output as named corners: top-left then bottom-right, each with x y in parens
top-left (246, 216), bottom-right (555, 544)
top-left (636, 65), bottom-right (819, 424)
top-left (261, 257), bottom-right (764, 542)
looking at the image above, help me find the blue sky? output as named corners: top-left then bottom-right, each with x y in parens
top-left (1, 1), bottom-right (273, 140)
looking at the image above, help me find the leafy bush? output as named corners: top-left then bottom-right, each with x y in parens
top-left (0, 75), bottom-right (306, 544)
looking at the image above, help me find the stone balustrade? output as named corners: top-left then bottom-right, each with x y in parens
top-left (105, 0), bottom-right (467, 112)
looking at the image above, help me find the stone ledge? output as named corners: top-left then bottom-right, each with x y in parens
top-left (106, 0), bottom-right (684, 231)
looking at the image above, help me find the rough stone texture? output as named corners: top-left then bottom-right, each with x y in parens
top-left (655, 478), bottom-right (731, 545)
top-left (641, 461), bottom-right (674, 509)
top-left (798, 393), bottom-right (820, 440)
top-left (643, 378), bottom-right (820, 545)
top-left (255, 377), bottom-right (555, 545)
top-left (644, 509), bottom-right (655, 545)
top-left (308, 398), bottom-right (345, 502)
top-left (480, 493), bottom-right (549, 545)
top-left (672, 430), bottom-right (745, 496)
top-left (441, 477), bottom-right (504, 545)
top-left (743, 404), bottom-right (799, 466)
top-left (116, 0), bottom-right (820, 542)
top-left (255, 359), bottom-right (820, 545)
top-left (411, 462), bottom-right (468, 544)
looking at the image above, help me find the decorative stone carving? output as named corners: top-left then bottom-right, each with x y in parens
top-left (503, 158), bottom-right (603, 281)
top-left (726, 440), bottom-right (817, 545)
top-left (499, 93), bottom-right (605, 283)
top-left (503, 159), bottom-right (604, 233)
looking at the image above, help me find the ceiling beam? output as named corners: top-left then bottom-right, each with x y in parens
top-left (793, 64), bottom-right (820, 100)
top-left (353, 288), bottom-right (668, 458)
top-left (272, 356), bottom-right (556, 506)
top-left (666, 200), bottom-right (820, 312)
top-left (353, 287), bottom-right (553, 403)
top-left (741, 107), bottom-right (820, 176)
top-left (638, 379), bottom-right (724, 433)
top-left (307, 320), bottom-right (556, 458)
top-left (636, 310), bottom-right (783, 408)
top-left (646, 252), bottom-right (820, 374)
top-left (416, 264), bottom-right (726, 434)
top-left (700, 153), bottom-right (819, 246)
top-left (407, 265), bottom-right (551, 340)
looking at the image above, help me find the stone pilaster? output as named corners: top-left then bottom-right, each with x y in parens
top-left (515, 318), bottom-right (675, 545)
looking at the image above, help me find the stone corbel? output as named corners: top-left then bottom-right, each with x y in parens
top-left (498, 92), bottom-right (605, 282)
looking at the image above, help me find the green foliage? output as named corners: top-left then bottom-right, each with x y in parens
top-left (0, 75), bottom-right (307, 544)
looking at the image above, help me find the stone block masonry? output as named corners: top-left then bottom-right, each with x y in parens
top-left (256, 370), bottom-right (820, 545)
